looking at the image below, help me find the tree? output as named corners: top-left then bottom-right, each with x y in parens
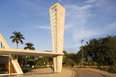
top-left (67, 53), bottom-right (77, 62)
top-left (76, 50), bottom-right (83, 65)
top-left (37, 56), bottom-right (52, 67)
top-left (37, 59), bottom-right (45, 66)
top-left (79, 35), bottom-right (116, 69)
top-left (63, 50), bottom-right (67, 56)
top-left (27, 59), bottom-right (36, 67)
top-left (66, 58), bottom-right (76, 67)
top-left (24, 43), bottom-right (35, 50)
top-left (10, 31), bottom-right (25, 49)
top-left (62, 52), bottom-right (77, 66)
top-left (63, 56), bottom-right (67, 65)
top-left (10, 31), bottom-right (25, 60)
top-left (24, 43), bottom-right (35, 65)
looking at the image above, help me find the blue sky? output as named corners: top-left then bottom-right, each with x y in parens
top-left (0, 0), bottom-right (116, 53)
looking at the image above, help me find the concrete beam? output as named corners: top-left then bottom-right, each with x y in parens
top-left (0, 48), bottom-right (64, 56)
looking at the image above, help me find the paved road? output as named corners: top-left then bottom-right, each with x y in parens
top-left (1, 68), bottom-right (116, 77)
top-left (69, 68), bottom-right (116, 77)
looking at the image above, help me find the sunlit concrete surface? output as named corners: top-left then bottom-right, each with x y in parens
top-left (1, 68), bottom-right (74, 77)
top-left (50, 2), bottom-right (65, 72)
top-left (0, 48), bottom-right (64, 56)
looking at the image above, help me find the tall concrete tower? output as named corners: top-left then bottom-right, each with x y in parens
top-left (49, 3), bottom-right (65, 72)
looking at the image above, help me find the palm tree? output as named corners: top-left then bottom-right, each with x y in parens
top-left (24, 43), bottom-right (35, 65)
top-left (10, 31), bottom-right (25, 60)
top-left (24, 43), bottom-right (35, 50)
top-left (10, 31), bottom-right (25, 49)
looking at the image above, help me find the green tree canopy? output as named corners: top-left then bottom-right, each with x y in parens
top-left (10, 31), bottom-right (25, 49)
top-left (27, 59), bottom-right (36, 66)
top-left (24, 43), bottom-right (35, 50)
top-left (79, 35), bottom-right (116, 68)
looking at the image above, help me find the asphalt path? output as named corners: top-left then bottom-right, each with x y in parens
top-left (1, 68), bottom-right (116, 77)
top-left (69, 68), bottom-right (116, 77)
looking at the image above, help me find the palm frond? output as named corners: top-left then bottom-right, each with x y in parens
top-left (10, 31), bottom-right (25, 47)
top-left (10, 36), bottom-right (15, 39)
top-left (24, 43), bottom-right (35, 50)
top-left (12, 39), bottom-right (16, 43)
top-left (19, 39), bottom-right (23, 44)
top-left (24, 47), bottom-right (28, 50)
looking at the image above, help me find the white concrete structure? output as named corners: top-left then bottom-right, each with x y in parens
top-left (0, 33), bottom-right (63, 74)
top-left (50, 3), bottom-right (65, 72)
top-left (0, 2), bottom-right (65, 75)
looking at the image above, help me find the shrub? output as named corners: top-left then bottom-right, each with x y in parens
top-left (66, 59), bottom-right (76, 67)
top-left (27, 59), bottom-right (36, 66)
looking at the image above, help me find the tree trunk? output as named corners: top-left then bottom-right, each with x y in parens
top-left (25, 56), bottom-right (27, 65)
top-left (16, 43), bottom-right (18, 60)
top-left (17, 43), bottom-right (18, 49)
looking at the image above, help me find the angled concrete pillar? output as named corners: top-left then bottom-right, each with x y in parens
top-left (50, 3), bottom-right (65, 72)
top-left (10, 55), bottom-right (23, 74)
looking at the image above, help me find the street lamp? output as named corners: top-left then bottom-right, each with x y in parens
top-left (81, 39), bottom-right (84, 67)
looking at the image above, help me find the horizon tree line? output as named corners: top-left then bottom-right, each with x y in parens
top-left (9, 31), bottom-right (116, 73)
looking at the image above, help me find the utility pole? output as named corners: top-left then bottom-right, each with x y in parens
top-left (81, 39), bottom-right (84, 67)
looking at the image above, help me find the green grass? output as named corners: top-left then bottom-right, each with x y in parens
top-left (100, 68), bottom-right (116, 73)
top-left (77, 66), bottom-right (86, 68)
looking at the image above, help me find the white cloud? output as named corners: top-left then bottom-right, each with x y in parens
top-left (38, 24), bottom-right (73, 30)
top-left (71, 22), bottom-right (116, 53)
top-left (37, 2), bottom-right (116, 53)
top-left (64, 2), bottom-right (116, 41)
top-left (64, 4), bottom-right (94, 40)
top-left (24, 0), bottom-right (48, 17)
top-left (65, 24), bottom-right (73, 29)
top-left (72, 22), bottom-right (116, 41)
top-left (64, 4), bottom-right (93, 11)
top-left (37, 26), bottom-right (50, 30)
top-left (74, 43), bottom-right (82, 48)
top-left (73, 30), bottom-right (99, 41)
top-left (63, 0), bottom-right (116, 53)
top-left (81, 5), bottom-right (93, 10)
top-left (85, 0), bottom-right (97, 3)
